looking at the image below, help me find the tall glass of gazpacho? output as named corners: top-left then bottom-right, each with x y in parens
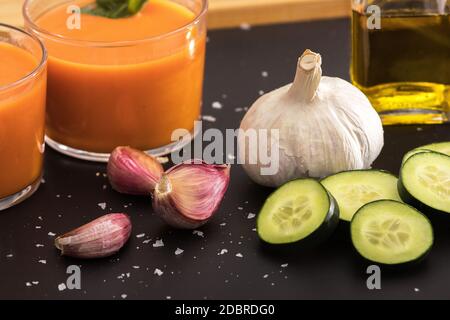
top-left (0, 24), bottom-right (47, 211)
top-left (23, 0), bottom-right (207, 161)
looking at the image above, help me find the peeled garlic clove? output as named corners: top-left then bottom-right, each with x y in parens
top-left (55, 213), bottom-right (132, 259)
top-left (152, 160), bottom-right (231, 229)
top-left (107, 146), bottom-right (164, 195)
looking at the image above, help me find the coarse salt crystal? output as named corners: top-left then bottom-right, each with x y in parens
top-left (175, 248), bottom-right (184, 255)
top-left (247, 213), bottom-right (256, 219)
top-left (98, 202), bottom-right (107, 210)
top-left (153, 239), bottom-right (164, 248)
top-left (212, 101), bottom-right (223, 109)
top-left (193, 230), bottom-right (204, 238)
top-left (136, 233), bottom-right (145, 238)
top-left (58, 283), bottom-right (66, 291)
top-left (202, 115), bottom-right (216, 122)
top-left (154, 268), bottom-right (164, 276)
top-left (236, 253), bottom-right (244, 258)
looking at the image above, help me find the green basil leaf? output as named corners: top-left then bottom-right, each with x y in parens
top-left (82, 0), bottom-right (148, 19)
top-left (128, 0), bottom-right (147, 13)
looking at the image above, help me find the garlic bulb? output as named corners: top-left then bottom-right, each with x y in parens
top-left (239, 49), bottom-right (384, 187)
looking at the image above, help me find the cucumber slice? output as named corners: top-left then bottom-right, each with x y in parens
top-left (321, 170), bottom-right (402, 222)
top-left (399, 152), bottom-right (450, 214)
top-left (402, 142), bottom-right (450, 164)
top-left (257, 179), bottom-right (339, 245)
top-left (401, 149), bottom-right (433, 164)
top-left (351, 200), bottom-right (433, 265)
top-left (416, 142), bottom-right (450, 156)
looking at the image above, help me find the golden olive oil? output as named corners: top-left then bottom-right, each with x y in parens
top-left (351, 11), bottom-right (450, 125)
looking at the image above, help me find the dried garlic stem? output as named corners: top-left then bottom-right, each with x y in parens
top-left (288, 49), bottom-right (322, 102)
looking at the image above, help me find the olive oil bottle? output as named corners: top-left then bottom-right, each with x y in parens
top-left (351, 9), bottom-right (450, 125)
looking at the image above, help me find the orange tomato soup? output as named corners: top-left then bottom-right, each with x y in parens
top-left (35, 0), bottom-right (206, 153)
top-left (0, 43), bottom-right (46, 198)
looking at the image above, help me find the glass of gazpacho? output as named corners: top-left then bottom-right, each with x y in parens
top-left (23, 0), bottom-right (207, 161)
top-left (0, 24), bottom-right (47, 211)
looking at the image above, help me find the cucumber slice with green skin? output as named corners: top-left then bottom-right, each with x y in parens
top-left (351, 200), bottom-right (433, 266)
top-left (321, 170), bottom-right (402, 222)
top-left (401, 141), bottom-right (450, 164)
top-left (257, 179), bottom-right (339, 246)
top-left (415, 142), bottom-right (450, 156)
top-left (401, 149), bottom-right (433, 164)
top-left (398, 152), bottom-right (450, 215)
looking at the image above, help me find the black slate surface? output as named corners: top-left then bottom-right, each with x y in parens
top-left (0, 18), bottom-right (449, 300)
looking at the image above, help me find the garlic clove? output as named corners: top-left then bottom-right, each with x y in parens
top-left (55, 213), bottom-right (132, 259)
top-left (152, 160), bottom-right (231, 229)
top-left (107, 146), bottom-right (164, 195)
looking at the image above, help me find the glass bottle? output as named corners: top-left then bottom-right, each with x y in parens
top-left (351, 0), bottom-right (449, 125)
